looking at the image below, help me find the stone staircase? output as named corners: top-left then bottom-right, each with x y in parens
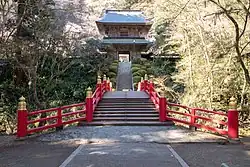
top-left (116, 62), bottom-right (133, 91)
top-left (83, 92), bottom-right (173, 126)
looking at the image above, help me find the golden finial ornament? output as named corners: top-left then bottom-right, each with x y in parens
top-left (18, 96), bottom-right (26, 110)
top-left (97, 75), bottom-right (101, 84)
top-left (144, 74), bottom-right (148, 80)
top-left (103, 74), bottom-right (107, 81)
top-left (229, 96), bottom-right (237, 110)
top-left (161, 91), bottom-right (165, 98)
top-left (149, 75), bottom-right (153, 82)
top-left (86, 87), bottom-right (92, 98)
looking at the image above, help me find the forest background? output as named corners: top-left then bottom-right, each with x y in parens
top-left (0, 0), bottom-right (249, 135)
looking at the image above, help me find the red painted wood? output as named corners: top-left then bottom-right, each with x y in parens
top-left (17, 110), bottom-right (28, 138)
top-left (193, 123), bottom-right (228, 135)
top-left (144, 80), bottom-right (148, 92)
top-left (60, 103), bottom-right (85, 110)
top-left (143, 78), bottom-right (232, 137)
top-left (28, 115), bottom-right (58, 124)
top-left (103, 80), bottom-right (107, 91)
top-left (28, 108), bottom-right (58, 116)
top-left (190, 108), bottom-right (196, 126)
top-left (159, 97), bottom-right (167, 122)
top-left (17, 79), bottom-right (106, 138)
top-left (195, 115), bottom-right (227, 126)
top-left (141, 81), bottom-right (144, 91)
top-left (97, 82), bottom-right (102, 100)
top-left (86, 97), bottom-right (93, 122)
top-left (57, 108), bottom-right (63, 128)
top-left (61, 110), bottom-right (86, 117)
top-left (27, 123), bottom-right (58, 134)
top-left (228, 109), bottom-right (239, 139)
top-left (167, 110), bottom-right (192, 117)
top-left (194, 108), bottom-right (227, 116)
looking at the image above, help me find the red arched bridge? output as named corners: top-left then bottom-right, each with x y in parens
top-left (17, 74), bottom-right (239, 141)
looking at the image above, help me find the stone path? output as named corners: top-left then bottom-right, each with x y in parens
top-left (116, 62), bottom-right (133, 91)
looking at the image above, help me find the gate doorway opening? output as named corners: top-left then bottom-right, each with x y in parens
top-left (118, 51), bottom-right (130, 62)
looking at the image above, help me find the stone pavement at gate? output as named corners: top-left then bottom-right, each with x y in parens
top-left (116, 62), bottom-right (133, 91)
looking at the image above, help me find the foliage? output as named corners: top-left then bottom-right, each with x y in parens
top-left (131, 67), bottom-right (141, 73)
top-left (151, 59), bottom-right (176, 77)
top-left (137, 69), bottom-right (147, 76)
top-left (107, 72), bottom-right (116, 78)
top-left (126, 0), bottom-right (250, 129)
top-left (0, 0), bottom-right (112, 133)
top-left (133, 76), bottom-right (141, 83)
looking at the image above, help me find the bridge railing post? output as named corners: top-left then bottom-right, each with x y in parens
top-left (189, 109), bottom-right (197, 131)
top-left (149, 76), bottom-right (154, 98)
top-left (107, 77), bottom-right (111, 92)
top-left (137, 82), bottom-right (141, 91)
top-left (140, 77), bottom-right (144, 91)
top-left (110, 81), bottom-right (112, 91)
top-left (159, 92), bottom-right (167, 122)
top-left (17, 96), bottom-right (28, 138)
top-left (227, 97), bottom-right (239, 141)
top-left (86, 87), bottom-right (93, 122)
top-left (97, 76), bottom-right (102, 100)
top-left (56, 107), bottom-right (63, 131)
top-left (144, 74), bottom-right (148, 92)
top-left (103, 74), bottom-right (107, 92)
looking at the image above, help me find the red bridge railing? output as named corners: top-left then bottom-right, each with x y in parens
top-left (17, 75), bottom-right (112, 138)
top-left (138, 74), bottom-right (239, 141)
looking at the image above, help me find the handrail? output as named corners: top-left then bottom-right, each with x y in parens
top-left (141, 77), bottom-right (238, 138)
top-left (167, 103), bottom-right (228, 135)
top-left (17, 76), bottom-right (111, 138)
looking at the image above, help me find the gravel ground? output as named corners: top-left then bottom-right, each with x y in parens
top-left (37, 126), bottom-right (226, 144)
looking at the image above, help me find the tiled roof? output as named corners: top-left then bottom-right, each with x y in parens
top-left (97, 10), bottom-right (151, 24)
top-left (102, 38), bottom-right (152, 44)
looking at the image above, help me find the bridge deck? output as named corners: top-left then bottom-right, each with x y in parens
top-left (103, 91), bottom-right (149, 99)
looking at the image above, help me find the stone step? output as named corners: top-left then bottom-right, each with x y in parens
top-left (94, 110), bottom-right (157, 114)
top-left (79, 121), bottom-right (174, 126)
top-left (100, 98), bottom-right (151, 102)
top-left (95, 108), bottom-right (156, 111)
top-left (94, 113), bottom-right (158, 117)
top-left (93, 117), bottom-right (159, 121)
top-left (98, 102), bottom-right (154, 106)
top-left (97, 104), bottom-right (155, 108)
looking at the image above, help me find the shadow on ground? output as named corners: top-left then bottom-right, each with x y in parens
top-left (0, 137), bottom-right (77, 167)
